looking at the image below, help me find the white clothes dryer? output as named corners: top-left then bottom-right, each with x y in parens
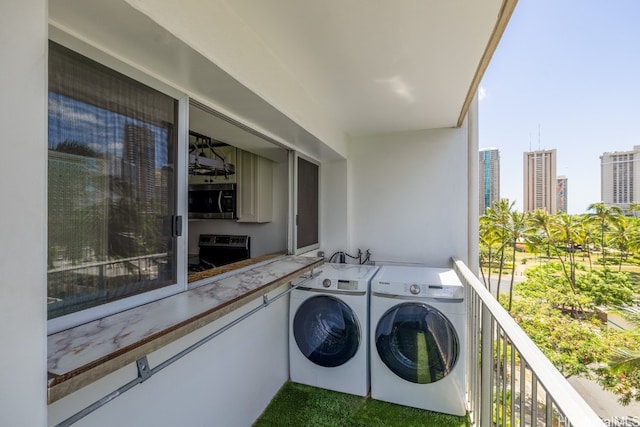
top-left (370, 265), bottom-right (467, 416)
top-left (289, 263), bottom-right (379, 396)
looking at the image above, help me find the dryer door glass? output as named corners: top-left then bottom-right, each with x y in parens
top-left (293, 295), bottom-right (360, 367)
top-left (375, 302), bottom-right (459, 384)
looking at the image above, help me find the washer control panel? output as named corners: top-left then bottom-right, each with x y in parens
top-left (304, 263), bottom-right (379, 293)
top-left (409, 284), bottom-right (421, 295)
top-left (337, 279), bottom-right (358, 291)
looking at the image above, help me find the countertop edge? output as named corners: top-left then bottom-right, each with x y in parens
top-left (47, 257), bottom-right (323, 404)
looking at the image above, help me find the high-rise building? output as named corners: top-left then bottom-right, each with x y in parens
top-left (556, 176), bottom-right (568, 214)
top-left (479, 148), bottom-right (500, 214)
top-left (523, 149), bottom-right (557, 214)
top-left (601, 146), bottom-right (640, 212)
top-left (122, 122), bottom-right (156, 210)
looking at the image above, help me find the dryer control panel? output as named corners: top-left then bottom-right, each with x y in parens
top-left (372, 266), bottom-right (464, 300)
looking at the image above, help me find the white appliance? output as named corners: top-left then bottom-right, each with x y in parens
top-left (369, 265), bottom-right (467, 416)
top-left (289, 262), bottom-right (379, 396)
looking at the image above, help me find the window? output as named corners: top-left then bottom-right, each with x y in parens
top-left (295, 155), bottom-right (319, 253)
top-left (48, 42), bottom-right (179, 319)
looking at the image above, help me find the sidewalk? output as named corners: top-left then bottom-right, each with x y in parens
top-left (567, 376), bottom-right (640, 422)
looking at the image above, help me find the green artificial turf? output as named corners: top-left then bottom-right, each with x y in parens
top-left (254, 382), bottom-right (470, 427)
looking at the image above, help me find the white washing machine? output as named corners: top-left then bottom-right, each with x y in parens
top-left (289, 262), bottom-right (379, 396)
top-left (370, 265), bottom-right (467, 416)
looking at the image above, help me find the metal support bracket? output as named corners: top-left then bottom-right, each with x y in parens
top-left (136, 357), bottom-right (152, 383)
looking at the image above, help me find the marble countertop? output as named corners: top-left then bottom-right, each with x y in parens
top-left (47, 255), bottom-right (323, 403)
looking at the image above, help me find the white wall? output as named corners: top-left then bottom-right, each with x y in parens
top-left (348, 126), bottom-right (470, 267)
top-left (318, 159), bottom-right (349, 258)
top-left (48, 285), bottom-right (290, 426)
top-left (0, 1), bottom-right (48, 425)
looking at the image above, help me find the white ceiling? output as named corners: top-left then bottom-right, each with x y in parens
top-left (219, 0), bottom-right (512, 134)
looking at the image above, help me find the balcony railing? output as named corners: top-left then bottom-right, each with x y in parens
top-left (453, 258), bottom-right (605, 427)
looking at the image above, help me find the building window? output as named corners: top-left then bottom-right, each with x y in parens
top-left (47, 41), bottom-right (178, 319)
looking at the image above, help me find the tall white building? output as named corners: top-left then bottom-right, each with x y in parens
top-left (479, 147), bottom-right (500, 214)
top-left (601, 146), bottom-right (640, 212)
top-left (523, 149), bottom-right (557, 214)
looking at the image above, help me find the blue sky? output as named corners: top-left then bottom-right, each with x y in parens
top-left (479, 0), bottom-right (640, 214)
top-left (48, 93), bottom-right (170, 167)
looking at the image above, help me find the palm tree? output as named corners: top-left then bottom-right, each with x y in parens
top-left (506, 210), bottom-right (530, 311)
top-left (552, 213), bottom-right (580, 291)
top-left (529, 209), bottom-right (553, 259)
top-left (575, 215), bottom-right (596, 270)
top-left (610, 216), bottom-right (633, 271)
top-left (587, 202), bottom-right (623, 268)
top-left (530, 210), bottom-right (585, 317)
top-left (603, 306), bottom-right (640, 405)
top-left (486, 200), bottom-right (514, 302)
top-left (479, 215), bottom-right (500, 292)
top-left (628, 201), bottom-right (640, 218)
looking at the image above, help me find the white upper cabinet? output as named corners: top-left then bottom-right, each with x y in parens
top-left (236, 149), bottom-right (273, 223)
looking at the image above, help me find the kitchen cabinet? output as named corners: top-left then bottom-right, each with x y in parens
top-left (189, 145), bottom-right (237, 185)
top-left (236, 150), bottom-right (273, 223)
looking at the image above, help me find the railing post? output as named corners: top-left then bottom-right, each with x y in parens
top-left (481, 305), bottom-right (493, 427)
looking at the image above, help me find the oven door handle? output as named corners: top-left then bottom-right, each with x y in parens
top-left (217, 191), bottom-right (223, 213)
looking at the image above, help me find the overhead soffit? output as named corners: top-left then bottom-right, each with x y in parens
top-left (219, 0), bottom-right (516, 134)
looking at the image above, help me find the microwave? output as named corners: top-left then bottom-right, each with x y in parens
top-left (188, 183), bottom-right (237, 219)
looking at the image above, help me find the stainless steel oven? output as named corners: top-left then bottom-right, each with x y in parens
top-left (189, 234), bottom-right (251, 272)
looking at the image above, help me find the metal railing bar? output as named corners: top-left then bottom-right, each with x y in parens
top-left (502, 333), bottom-right (507, 427)
top-left (531, 375), bottom-right (538, 425)
top-left (472, 293), bottom-right (480, 423)
top-left (481, 304), bottom-right (493, 427)
top-left (54, 271), bottom-right (319, 427)
top-left (48, 252), bottom-right (168, 273)
top-left (496, 324), bottom-right (502, 426)
top-left (475, 295), bottom-right (481, 420)
top-left (520, 362), bottom-right (526, 427)
top-left (510, 341), bottom-right (516, 427)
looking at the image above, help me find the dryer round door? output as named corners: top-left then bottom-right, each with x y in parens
top-left (375, 302), bottom-right (459, 384)
top-left (293, 295), bottom-right (361, 367)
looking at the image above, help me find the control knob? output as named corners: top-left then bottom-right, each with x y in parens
top-left (409, 284), bottom-right (421, 295)
top-left (322, 278), bottom-right (332, 288)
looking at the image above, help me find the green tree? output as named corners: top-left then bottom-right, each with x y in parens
top-left (597, 306), bottom-right (640, 405)
top-left (587, 202), bottom-right (623, 267)
top-left (575, 269), bottom-right (634, 307)
top-left (552, 213), bottom-right (580, 293)
top-left (529, 209), bottom-right (553, 259)
top-left (506, 210), bottom-right (530, 311)
top-left (575, 215), bottom-right (596, 270)
top-left (609, 216), bottom-right (633, 271)
top-left (529, 210), bottom-right (584, 316)
top-left (509, 293), bottom-right (609, 377)
top-left (488, 200), bottom-right (514, 301)
top-left (629, 201), bottom-right (640, 218)
top-left (479, 214), bottom-right (501, 291)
